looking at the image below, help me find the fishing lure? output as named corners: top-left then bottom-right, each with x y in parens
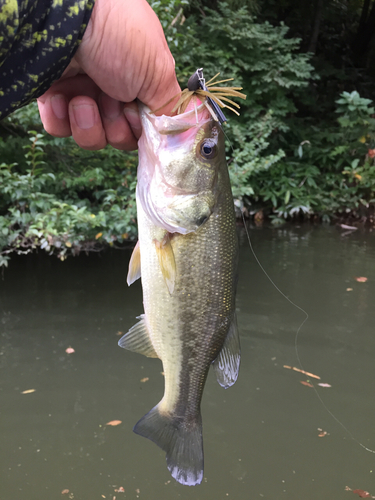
top-left (152, 68), bottom-right (246, 122)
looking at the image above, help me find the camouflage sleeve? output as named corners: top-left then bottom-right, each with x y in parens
top-left (0, 0), bottom-right (95, 119)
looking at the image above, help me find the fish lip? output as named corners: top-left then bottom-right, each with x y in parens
top-left (138, 101), bottom-right (212, 136)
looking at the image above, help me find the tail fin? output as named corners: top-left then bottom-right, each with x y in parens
top-left (133, 404), bottom-right (203, 486)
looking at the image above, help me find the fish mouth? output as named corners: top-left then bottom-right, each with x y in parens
top-left (139, 101), bottom-right (212, 137)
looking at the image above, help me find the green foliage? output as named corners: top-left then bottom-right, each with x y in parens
top-left (163, 1), bottom-right (314, 202)
top-left (1, 0), bottom-right (316, 265)
top-left (0, 116), bottom-right (138, 267)
top-left (250, 91), bottom-right (375, 221)
top-left (169, 2), bottom-right (314, 115)
top-left (2, 0), bottom-right (375, 265)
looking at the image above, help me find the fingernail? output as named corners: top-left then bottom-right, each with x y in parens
top-left (124, 107), bottom-right (142, 134)
top-left (101, 95), bottom-right (121, 120)
top-left (72, 104), bottom-right (95, 129)
top-left (50, 95), bottom-right (67, 120)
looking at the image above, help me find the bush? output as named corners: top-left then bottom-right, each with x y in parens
top-left (0, 110), bottom-right (138, 267)
top-left (156, 0), bottom-right (315, 203)
top-left (250, 91), bottom-right (375, 223)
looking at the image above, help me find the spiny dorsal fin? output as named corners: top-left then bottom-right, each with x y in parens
top-left (154, 234), bottom-right (176, 294)
top-left (118, 315), bottom-right (158, 358)
top-left (127, 241), bottom-right (141, 286)
top-left (213, 314), bottom-right (241, 389)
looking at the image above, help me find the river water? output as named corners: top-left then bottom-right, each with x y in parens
top-left (1, 224), bottom-right (374, 500)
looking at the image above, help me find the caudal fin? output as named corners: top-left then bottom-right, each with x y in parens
top-left (133, 405), bottom-right (203, 486)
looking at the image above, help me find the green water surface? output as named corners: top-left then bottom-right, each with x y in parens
top-left (1, 224), bottom-right (374, 500)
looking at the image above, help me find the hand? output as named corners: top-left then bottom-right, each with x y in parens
top-left (37, 0), bottom-right (181, 151)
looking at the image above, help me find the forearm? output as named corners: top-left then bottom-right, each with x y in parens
top-left (0, 0), bottom-right (95, 119)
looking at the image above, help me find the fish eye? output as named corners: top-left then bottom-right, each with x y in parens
top-left (199, 139), bottom-right (217, 160)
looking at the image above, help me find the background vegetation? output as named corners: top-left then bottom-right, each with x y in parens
top-left (1, 0), bottom-right (375, 265)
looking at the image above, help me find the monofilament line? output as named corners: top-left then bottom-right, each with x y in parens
top-left (241, 216), bottom-right (375, 454)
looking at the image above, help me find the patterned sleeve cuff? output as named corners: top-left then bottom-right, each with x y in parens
top-left (0, 0), bottom-right (95, 119)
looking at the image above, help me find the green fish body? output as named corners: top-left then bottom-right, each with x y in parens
top-left (120, 101), bottom-right (240, 486)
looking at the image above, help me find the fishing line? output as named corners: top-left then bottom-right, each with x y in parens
top-left (240, 214), bottom-right (375, 454)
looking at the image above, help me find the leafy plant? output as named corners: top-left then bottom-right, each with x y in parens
top-left (0, 125), bottom-right (138, 267)
top-left (249, 91), bottom-right (375, 220)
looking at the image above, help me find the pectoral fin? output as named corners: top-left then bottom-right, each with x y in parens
top-left (154, 234), bottom-right (176, 294)
top-left (213, 314), bottom-right (240, 389)
top-left (118, 314), bottom-right (158, 358)
top-left (127, 241), bottom-right (141, 286)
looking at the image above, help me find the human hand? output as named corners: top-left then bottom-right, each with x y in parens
top-left (37, 0), bottom-right (181, 151)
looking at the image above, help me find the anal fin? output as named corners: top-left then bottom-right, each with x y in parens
top-left (127, 241), bottom-right (141, 286)
top-left (118, 315), bottom-right (158, 358)
top-left (213, 314), bottom-right (240, 389)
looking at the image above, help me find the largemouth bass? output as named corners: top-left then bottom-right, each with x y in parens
top-left (119, 99), bottom-right (240, 486)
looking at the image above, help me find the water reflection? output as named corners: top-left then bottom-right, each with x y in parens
top-left (0, 225), bottom-right (374, 499)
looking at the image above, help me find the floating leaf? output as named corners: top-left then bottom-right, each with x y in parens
top-left (114, 487), bottom-right (125, 493)
top-left (65, 347), bottom-right (75, 354)
top-left (283, 365), bottom-right (320, 379)
top-left (352, 489), bottom-right (374, 498)
top-left (293, 367), bottom-right (320, 379)
top-left (355, 277), bottom-right (368, 282)
top-left (140, 377), bottom-right (149, 383)
top-left (61, 490), bottom-right (70, 495)
top-left (346, 288), bottom-right (353, 291)
top-left (21, 389), bottom-right (36, 394)
top-left (300, 381), bottom-right (314, 388)
top-left (345, 486), bottom-right (375, 498)
top-left (318, 383), bottom-right (331, 388)
top-left (106, 420), bottom-right (122, 426)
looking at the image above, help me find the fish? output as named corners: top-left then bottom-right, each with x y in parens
top-left (119, 97), bottom-right (240, 486)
